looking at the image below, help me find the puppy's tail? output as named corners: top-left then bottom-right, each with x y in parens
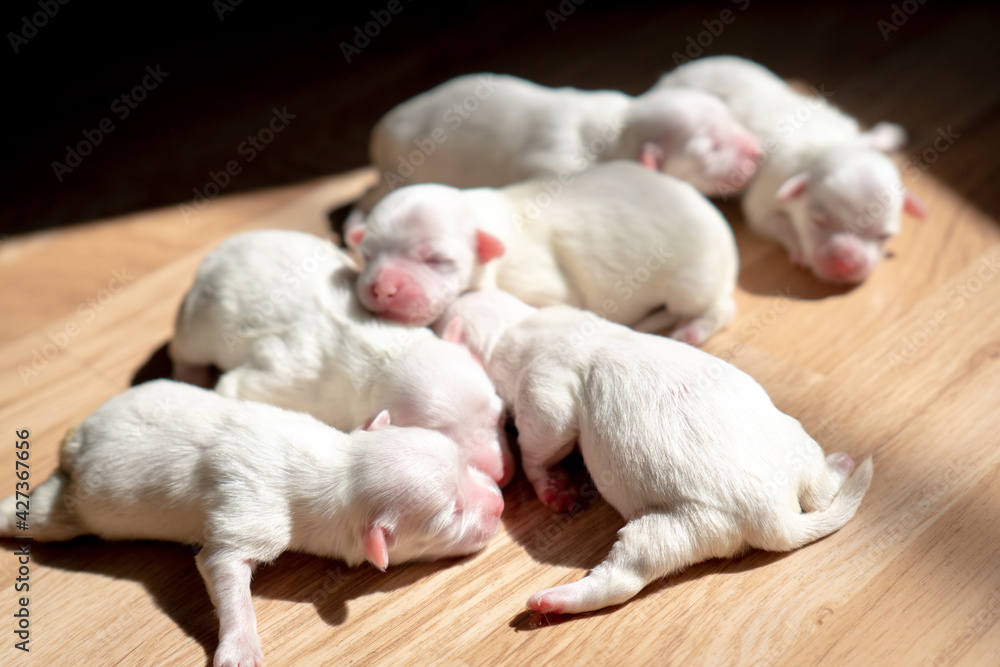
top-left (0, 427), bottom-right (86, 542)
top-left (783, 456), bottom-right (874, 550)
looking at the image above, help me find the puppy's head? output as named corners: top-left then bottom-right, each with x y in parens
top-left (629, 88), bottom-right (761, 197)
top-left (385, 336), bottom-right (513, 487)
top-left (349, 413), bottom-right (504, 569)
top-left (352, 185), bottom-right (505, 326)
top-left (776, 146), bottom-right (926, 284)
top-left (432, 290), bottom-right (537, 364)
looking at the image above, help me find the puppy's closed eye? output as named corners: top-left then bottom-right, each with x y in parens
top-left (811, 215), bottom-right (835, 230)
top-left (425, 255), bottom-right (455, 269)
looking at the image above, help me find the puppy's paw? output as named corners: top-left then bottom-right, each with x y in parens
top-left (214, 635), bottom-right (264, 667)
top-left (528, 584), bottom-right (595, 615)
top-left (535, 468), bottom-right (581, 513)
top-left (527, 588), bottom-right (568, 615)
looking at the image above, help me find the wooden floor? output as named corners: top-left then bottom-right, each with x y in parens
top-left (3, 4), bottom-right (1000, 666)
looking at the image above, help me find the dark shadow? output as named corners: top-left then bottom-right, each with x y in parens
top-left (6, 538), bottom-right (217, 663)
top-left (130, 340), bottom-right (221, 388)
top-left (501, 451), bottom-right (626, 570)
top-left (4, 535), bottom-right (471, 664)
top-left (7, 1), bottom-right (996, 238)
top-left (736, 250), bottom-right (859, 301)
top-left (327, 204), bottom-right (354, 246)
top-left (130, 341), bottom-right (173, 386)
top-left (250, 550), bottom-right (472, 627)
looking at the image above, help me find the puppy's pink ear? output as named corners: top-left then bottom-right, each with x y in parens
top-left (441, 317), bottom-right (466, 346)
top-left (639, 142), bottom-right (665, 171)
top-left (903, 189), bottom-right (928, 219)
top-left (362, 409), bottom-right (392, 431)
top-left (476, 230), bottom-right (505, 264)
top-left (776, 173), bottom-right (809, 203)
top-left (345, 221), bottom-right (366, 249)
top-left (364, 524), bottom-right (390, 571)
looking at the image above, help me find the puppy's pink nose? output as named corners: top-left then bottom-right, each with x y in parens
top-left (815, 237), bottom-right (870, 283)
top-left (370, 266), bottom-right (410, 305)
top-left (371, 281), bottom-right (398, 302)
top-left (828, 254), bottom-right (861, 277)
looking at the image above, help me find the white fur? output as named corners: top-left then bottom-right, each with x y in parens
top-left (435, 290), bottom-right (874, 615)
top-left (356, 72), bottom-right (760, 211)
top-left (0, 380), bottom-right (503, 666)
top-left (354, 161), bottom-right (738, 345)
top-left (169, 229), bottom-right (512, 485)
top-left (656, 55), bottom-right (923, 284)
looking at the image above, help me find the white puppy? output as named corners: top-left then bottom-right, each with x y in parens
top-left (351, 161), bottom-right (738, 345)
top-left (0, 380), bottom-right (503, 667)
top-left (354, 72), bottom-right (760, 215)
top-left (656, 55), bottom-right (926, 284)
top-left (434, 290), bottom-right (873, 615)
top-left (169, 229), bottom-right (512, 485)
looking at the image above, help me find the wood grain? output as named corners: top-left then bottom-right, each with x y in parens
top-left (3, 6), bottom-right (1000, 667)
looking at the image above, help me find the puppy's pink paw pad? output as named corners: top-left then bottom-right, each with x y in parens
top-left (528, 592), bottom-right (564, 615)
top-left (537, 471), bottom-right (580, 513)
top-left (540, 486), bottom-right (580, 513)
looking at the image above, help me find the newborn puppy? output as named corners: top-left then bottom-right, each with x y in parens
top-left (354, 72), bottom-right (760, 213)
top-left (656, 55), bottom-right (926, 284)
top-left (170, 229), bottom-right (511, 485)
top-left (435, 290), bottom-right (873, 615)
top-left (351, 161), bottom-right (738, 345)
top-left (0, 380), bottom-right (503, 667)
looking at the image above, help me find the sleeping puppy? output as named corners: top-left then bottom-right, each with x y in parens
top-left (170, 229), bottom-right (512, 485)
top-left (0, 380), bottom-right (504, 667)
top-left (655, 55), bottom-right (926, 284)
top-left (348, 72), bottom-right (760, 219)
top-left (351, 161), bottom-right (738, 345)
top-left (435, 290), bottom-right (873, 615)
